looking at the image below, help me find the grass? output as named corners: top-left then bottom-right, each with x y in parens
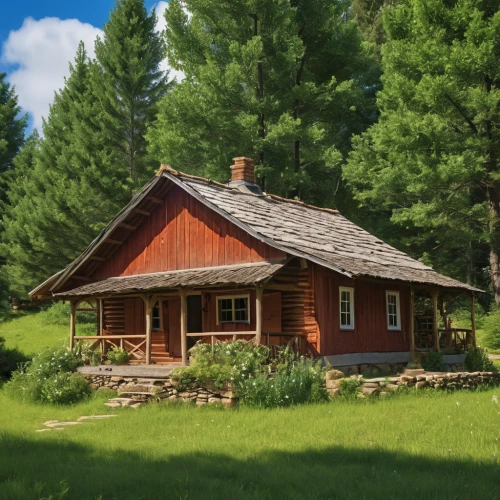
top-left (1, 388), bottom-right (500, 499)
top-left (1, 310), bottom-right (500, 499)
top-left (0, 312), bottom-right (68, 355)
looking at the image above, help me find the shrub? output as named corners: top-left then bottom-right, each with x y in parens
top-left (483, 310), bottom-right (500, 351)
top-left (40, 372), bottom-right (92, 405)
top-left (6, 346), bottom-right (90, 405)
top-left (107, 347), bottom-right (130, 365)
top-left (338, 376), bottom-right (362, 398)
top-left (40, 301), bottom-right (97, 327)
top-left (465, 347), bottom-right (495, 372)
top-left (239, 358), bottom-right (328, 408)
top-left (422, 350), bottom-right (446, 372)
top-left (171, 340), bottom-right (269, 388)
top-left (0, 337), bottom-right (28, 379)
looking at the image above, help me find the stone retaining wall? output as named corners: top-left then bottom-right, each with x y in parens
top-left (82, 374), bottom-right (237, 408)
top-left (326, 370), bottom-right (500, 397)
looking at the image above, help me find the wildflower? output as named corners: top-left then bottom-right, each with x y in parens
top-left (456, 402), bottom-right (460, 406)
top-left (493, 395), bottom-right (498, 405)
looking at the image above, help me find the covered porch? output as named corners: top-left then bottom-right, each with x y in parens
top-left (409, 286), bottom-right (477, 355)
top-left (61, 260), bottom-right (314, 366)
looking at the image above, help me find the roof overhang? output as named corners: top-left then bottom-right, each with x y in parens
top-left (52, 261), bottom-right (286, 298)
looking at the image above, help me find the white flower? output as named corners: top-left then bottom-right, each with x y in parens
top-left (456, 402), bottom-right (460, 406)
top-left (492, 395), bottom-right (498, 405)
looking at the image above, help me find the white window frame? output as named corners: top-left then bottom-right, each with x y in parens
top-left (386, 291), bottom-right (401, 331)
top-left (152, 300), bottom-right (163, 331)
top-left (216, 294), bottom-right (250, 325)
top-left (339, 286), bottom-right (355, 330)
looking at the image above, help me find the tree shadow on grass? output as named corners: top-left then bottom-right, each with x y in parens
top-left (0, 433), bottom-right (498, 500)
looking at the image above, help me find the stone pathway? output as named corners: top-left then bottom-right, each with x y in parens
top-left (35, 414), bottom-right (118, 432)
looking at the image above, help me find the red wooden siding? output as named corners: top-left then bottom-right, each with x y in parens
top-left (313, 265), bottom-right (410, 356)
top-left (92, 185), bottom-right (285, 280)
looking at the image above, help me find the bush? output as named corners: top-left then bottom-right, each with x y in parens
top-left (483, 310), bottom-right (500, 351)
top-left (39, 301), bottom-right (97, 327)
top-left (6, 346), bottom-right (90, 405)
top-left (465, 347), bottom-right (495, 372)
top-left (107, 347), bottom-right (130, 365)
top-left (239, 358), bottom-right (328, 408)
top-left (171, 340), bottom-right (269, 388)
top-left (338, 376), bottom-right (362, 398)
top-left (422, 350), bottom-right (446, 372)
top-left (0, 337), bottom-right (28, 379)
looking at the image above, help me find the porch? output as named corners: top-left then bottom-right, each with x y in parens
top-left (64, 260), bottom-right (314, 366)
top-left (409, 287), bottom-right (477, 355)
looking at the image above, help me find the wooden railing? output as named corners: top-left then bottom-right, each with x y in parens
top-left (414, 329), bottom-right (473, 352)
top-left (74, 335), bottom-right (147, 361)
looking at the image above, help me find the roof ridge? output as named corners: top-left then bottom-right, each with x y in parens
top-left (157, 164), bottom-right (339, 215)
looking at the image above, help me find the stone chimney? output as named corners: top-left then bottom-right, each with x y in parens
top-left (228, 157), bottom-right (262, 195)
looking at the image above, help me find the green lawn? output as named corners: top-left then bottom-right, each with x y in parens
top-left (0, 312), bottom-right (68, 355)
top-left (1, 311), bottom-right (500, 499)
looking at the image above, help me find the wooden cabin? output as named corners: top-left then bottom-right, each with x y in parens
top-left (31, 157), bottom-right (480, 369)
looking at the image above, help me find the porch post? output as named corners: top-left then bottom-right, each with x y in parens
top-left (180, 289), bottom-right (188, 366)
top-left (432, 289), bottom-right (440, 352)
top-left (470, 293), bottom-right (477, 348)
top-left (409, 287), bottom-right (415, 353)
top-left (69, 300), bottom-right (76, 350)
top-left (255, 285), bottom-right (263, 345)
top-left (145, 295), bottom-right (152, 365)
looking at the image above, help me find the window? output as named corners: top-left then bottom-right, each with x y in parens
top-left (216, 295), bottom-right (250, 324)
top-left (386, 291), bottom-right (401, 330)
top-left (339, 287), bottom-right (354, 330)
top-left (152, 301), bottom-right (162, 331)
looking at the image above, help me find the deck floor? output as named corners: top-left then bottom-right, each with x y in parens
top-left (77, 364), bottom-right (182, 378)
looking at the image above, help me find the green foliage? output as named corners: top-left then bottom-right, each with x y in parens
top-left (482, 310), bottom-right (500, 351)
top-left (171, 340), bottom-right (269, 388)
top-left (39, 301), bottom-right (96, 327)
top-left (465, 347), bottom-right (495, 372)
top-left (0, 336), bottom-right (28, 379)
top-left (39, 372), bottom-right (93, 405)
top-left (338, 376), bottom-right (363, 398)
top-left (107, 347), bottom-right (130, 365)
top-left (422, 351), bottom-right (446, 372)
top-left (2, 0), bottom-right (170, 298)
top-left (239, 358), bottom-right (328, 408)
top-left (6, 346), bottom-right (89, 405)
top-left (149, 0), bottom-right (377, 207)
top-left (345, 0), bottom-right (499, 299)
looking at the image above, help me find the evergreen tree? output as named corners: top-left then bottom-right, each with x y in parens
top-left (345, 0), bottom-right (500, 305)
top-left (93, 0), bottom-right (169, 185)
top-left (148, 0), bottom-right (376, 207)
top-left (0, 73), bottom-right (27, 176)
top-left (0, 73), bottom-right (27, 310)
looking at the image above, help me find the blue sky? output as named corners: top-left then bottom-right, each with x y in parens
top-left (0, 1), bottom-right (170, 130)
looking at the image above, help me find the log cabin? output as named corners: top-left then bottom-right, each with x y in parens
top-left (31, 157), bottom-right (481, 370)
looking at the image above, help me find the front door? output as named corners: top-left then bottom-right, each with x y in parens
top-left (187, 295), bottom-right (202, 349)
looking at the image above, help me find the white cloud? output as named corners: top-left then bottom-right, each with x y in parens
top-left (2, 17), bottom-right (102, 131)
top-left (153, 1), bottom-right (185, 82)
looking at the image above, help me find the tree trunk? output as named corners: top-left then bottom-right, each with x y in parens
top-left (487, 181), bottom-right (500, 308)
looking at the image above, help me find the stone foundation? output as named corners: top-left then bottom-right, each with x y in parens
top-left (82, 374), bottom-right (237, 408)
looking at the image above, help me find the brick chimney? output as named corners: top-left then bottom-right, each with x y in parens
top-left (230, 157), bottom-right (256, 183)
top-left (229, 157), bottom-right (262, 195)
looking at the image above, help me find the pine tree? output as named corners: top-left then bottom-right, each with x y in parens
top-left (93, 0), bottom-right (170, 185)
top-left (345, 0), bottom-right (500, 305)
top-left (148, 0), bottom-right (376, 207)
top-left (0, 73), bottom-right (27, 176)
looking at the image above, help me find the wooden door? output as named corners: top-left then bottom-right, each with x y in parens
top-left (168, 298), bottom-right (182, 357)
